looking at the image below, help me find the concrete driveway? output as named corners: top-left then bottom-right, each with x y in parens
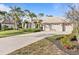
top-left (0, 31), bottom-right (54, 55)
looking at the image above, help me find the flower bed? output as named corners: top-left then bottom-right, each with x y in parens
top-left (52, 34), bottom-right (79, 55)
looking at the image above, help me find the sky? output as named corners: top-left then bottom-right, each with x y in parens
top-left (0, 3), bottom-right (74, 17)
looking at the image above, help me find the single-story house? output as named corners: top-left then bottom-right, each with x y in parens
top-left (0, 19), bottom-right (15, 29)
top-left (41, 17), bottom-right (73, 34)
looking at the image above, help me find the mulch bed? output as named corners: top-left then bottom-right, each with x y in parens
top-left (53, 39), bottom-right (79, 55)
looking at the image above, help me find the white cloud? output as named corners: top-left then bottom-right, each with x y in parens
top-left (0, 4), bottom-right (10, 12)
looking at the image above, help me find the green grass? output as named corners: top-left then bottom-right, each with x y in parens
top-left (0, 30), bottom-right (28, 38)
top-left (46, 35), bottom-right (63, 42)
top-left (0, 28), bottom-right (41, 38)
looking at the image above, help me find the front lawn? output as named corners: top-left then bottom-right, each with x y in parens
top-left (0, 28), bottom-right (41, 38)
top-left (0, 30), bottom-right (27, 38)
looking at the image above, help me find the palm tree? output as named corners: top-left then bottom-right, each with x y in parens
top-left (0, 11), bottom-right (7, 19)
top-left (46, 15), bottom-right (53, 17)
top-left (38, 20), bottom-right (43, 29)
top-left (0, 11), bottom-right (7, 30)
top-left (36, 20), bottom-right (43, 29)
top-left (10, 6), bottom-right (23, 30)
top-left (24, 10), bottom-right (37, 21)
top-left (29, 13), bottom-right (37, 18)
top-left (0, 11), bottom-right (6, 15)
top-left (38, 13), bottom-right (44, 17)
top-left (24, 10), bottom-right (38, 28)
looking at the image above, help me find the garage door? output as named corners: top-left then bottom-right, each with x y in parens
top-left (44, 25), bottom-right (53, 31)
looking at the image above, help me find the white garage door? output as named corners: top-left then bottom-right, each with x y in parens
top-left (44, 25), bottom-right (50, 31)
top-left (44, 24), bottom-right (62, 32)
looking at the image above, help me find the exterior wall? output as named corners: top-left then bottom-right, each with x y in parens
top-left (31, 23), bottom-right (36, 28)
top-left (43, 24), bottom-right (50, 31)
top-left (51, 24), bottom-right (62, 32)
top-left (1, 24), bottom-right (15, 28)
top-left (65, 24), bottom-right (73, 34)
top-left (24, 23), bottom-right (36, 29)
top-left (43, 23), bottom-right (73, 34)
top-left (24, 23), bottom-right (32, 29)
top-left (43, 24), bottom-right (62, 32)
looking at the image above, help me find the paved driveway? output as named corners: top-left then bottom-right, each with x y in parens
top-left (0, 31), bottom-right (54, 55)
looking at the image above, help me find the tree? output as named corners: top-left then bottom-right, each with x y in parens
top-left (37, 20), bottom-right (43, 30)
top-left (24, 10), bottom-right (38, 28)
top-left (0, 11), bottom-right (7, 19)
top-left (65, 4), bottom-right (79, 36)
top-left (24, 10), bottom-right (37, 21)
top-left (10, 6), bottom-right (23, 30)
top-left (0, 11), bottom-right (7, 16)
top-left (46, 15), bottom-right (53, 17)
top-left (0, 11), bottom-right (7, 30)
top-left (29, 13), bottom-right (37, 18)
top-left (38, 13), bottom-right (44, 17)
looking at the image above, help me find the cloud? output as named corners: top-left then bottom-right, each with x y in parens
top-left (0, 4), bottom-right (11, 12)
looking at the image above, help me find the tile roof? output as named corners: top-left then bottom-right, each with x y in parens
top-left (42, 17), bottom-right (71, 24)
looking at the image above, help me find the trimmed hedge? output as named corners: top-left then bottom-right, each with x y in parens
top-left (23, 28), bottom-right (41, 32)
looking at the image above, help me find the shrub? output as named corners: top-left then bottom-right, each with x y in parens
top-left (2, 25), bottom-right (9, 30)
top-left (60, 35), bottom-right (75, 49)
top-left (22, 28), bottom-right (41, 32)
top-left (33, 28), bottom-right (41, 32)
top-left (2, 25), bottom-right (13, 30)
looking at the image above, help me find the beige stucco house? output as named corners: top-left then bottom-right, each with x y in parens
top-left (42, 17), bottom-right (73, 34)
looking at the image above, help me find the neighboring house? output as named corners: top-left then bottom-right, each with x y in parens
top-left (42, 17), bottom-right (73, 34)
top-left (0, 19), bottom-right (15, 29)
